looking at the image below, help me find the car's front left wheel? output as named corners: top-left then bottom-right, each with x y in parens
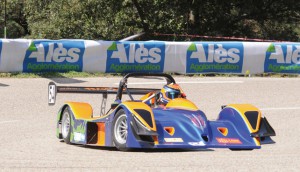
top-left (112, 109), bottom-right (129, 151)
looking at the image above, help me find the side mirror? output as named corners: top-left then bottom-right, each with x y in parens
top-left (221, 105), bottom-right (227, 110)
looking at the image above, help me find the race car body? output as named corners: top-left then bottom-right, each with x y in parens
top-left (49, 73), bottom-right (275, 151)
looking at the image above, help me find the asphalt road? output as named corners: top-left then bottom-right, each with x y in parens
top-left (0, 76), bottom-right (299, 171)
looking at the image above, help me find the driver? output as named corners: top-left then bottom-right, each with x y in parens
top-left (158, 83), bottom-right (186, 105)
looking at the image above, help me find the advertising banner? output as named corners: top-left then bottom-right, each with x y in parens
top-left (105, 41), bottom-right (165, 73)
top-left (264, 43), bottom-right (300, 74)
top-left (0, 39), bottom-right (299, 74)
top-left (186, 42), bottom-right (244, 74)
top-left (23, 40), bottom-right (85, 72)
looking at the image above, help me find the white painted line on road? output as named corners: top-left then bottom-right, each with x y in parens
top-left (115, 81), bottom-right (244, 85)
top-left (260, 107), bottom-right (300, 111)
top-left (0, 120), bottom-right (19, 124)
top-left (178, 81), bottom-right (244, 84)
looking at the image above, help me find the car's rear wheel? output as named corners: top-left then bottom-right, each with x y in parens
top-left (61, 107), bottom-right (71, 144)
top-left (112, 109), bottom-right (129, 151)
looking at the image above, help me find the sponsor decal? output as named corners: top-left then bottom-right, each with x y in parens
top-left (186, 42), bottom-right (244, 73)
top-left (48, 84), bottom-right (56, 104)
top-left (106, 42), bottom-right (165, 73)
top-left (188, 141), bottom-right (205, 146)
top-left (264, 43), bottom-right (300, 73)
top-left (74, 132), bottom-right (85, 142)
top-left (70, 117), bottom-right (86, 143)
top-left (184, 113), bottom-right (206, 130)
top-left (216, 137), bottom-right (242, 144)
top-left (23, 40), bottom-right (85, 72)
top-left (164, 138), bottom-right (183, 143)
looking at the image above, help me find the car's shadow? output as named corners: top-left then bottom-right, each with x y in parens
top-left (49, 77), bottom-right (86, 84)
top-left (76, 144), bottom-right (214, 153)
top-left (46, 73), bottom-right (87, 84)
top-left (0, 83), bottom-right (9, 87)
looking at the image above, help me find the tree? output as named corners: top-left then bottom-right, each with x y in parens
top-left (24, 0), bottom-right (144, 40)
top-left (0, 0), bottom-right (28, 38)
top-left (1, 0), bottom-right (299, 41)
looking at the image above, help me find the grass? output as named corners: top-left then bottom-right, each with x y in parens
top-left (0, 71), bottom-right (298, 78)
top-left (0, 71), bottom-right (112, 78)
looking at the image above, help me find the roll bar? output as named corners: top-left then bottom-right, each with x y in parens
top-left (115, 73), bottom-right (176, 100)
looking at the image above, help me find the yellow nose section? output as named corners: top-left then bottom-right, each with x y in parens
top-left (166, 98), bottom-right (199, 111)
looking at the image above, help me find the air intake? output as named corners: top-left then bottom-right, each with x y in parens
top-left (134, 109), bottom-right (153, 128)
top-left (244, 111), bottom-right (259, 130)
top-left (218, 127), bottom-right (228, 136)
top-left (201, 135), bottom-right (209, 142)
top-left (164, 127), bottom-right (175, 136)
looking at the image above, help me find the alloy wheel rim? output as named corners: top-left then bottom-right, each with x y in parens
top-left (62, 112), bottom-right (70, 139)
top-left (114, 114), bottom-right (128, 144)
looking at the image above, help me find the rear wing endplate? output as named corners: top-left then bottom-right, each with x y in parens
top-left (48, 82), bottom-right (57, 105)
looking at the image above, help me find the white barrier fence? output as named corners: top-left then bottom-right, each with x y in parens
top-left (0, 39), bottom-right (299, 74)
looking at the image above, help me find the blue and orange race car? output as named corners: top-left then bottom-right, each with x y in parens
top-left (48, 73), bottom-right (275, 151)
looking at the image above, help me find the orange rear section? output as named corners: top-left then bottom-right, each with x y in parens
top-left (97, 123), bottom-right (106, 146)
top-left (66, 102), bottom-right (93, 119)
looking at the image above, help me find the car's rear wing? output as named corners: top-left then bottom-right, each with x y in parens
top-left (49, 73), bottom-right (176, 106)
top-left (48, 82), bottom-right (160, 105)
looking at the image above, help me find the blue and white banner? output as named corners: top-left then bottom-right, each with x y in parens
top-left (23, 40), bottom-right (85, 72)
top-left (186, 42), bottom-right (244, 74)
top-left (264, 43), bottom-right (300, 74)
top-left (105, 41), bottom-right (165, 73)
top-left (0, 39), bottom-right (299, 74)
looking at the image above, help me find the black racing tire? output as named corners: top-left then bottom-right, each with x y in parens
top-left (112, 109), bottom-right (129, 151)
top-left (61, 107), bottom-right (72, 144)
top-left (229, 148), bottom-right (253, 151)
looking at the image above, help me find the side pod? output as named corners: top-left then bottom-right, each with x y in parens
top-left (219, 104), bottom-right (276, 146)
top-left (56, 102), bottom-right (93, 141)
top-left (120, 102), bottom-right (158, 147)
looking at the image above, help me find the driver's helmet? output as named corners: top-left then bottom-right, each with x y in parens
top-left (159, 83), bottom-right (186, 105)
